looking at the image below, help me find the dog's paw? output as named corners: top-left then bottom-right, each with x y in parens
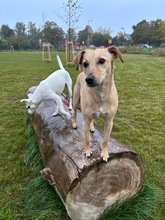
top-left (52, 110), bottom-right (59, 117)
top-left (72, 122), bottom-right (77, 129)
top-left (85, 149), bottom-right (92, 158)
top-left (101, 150), bottom-right (109, 162)
top-left (90, 128), bottom-right (95, 133)
top-left (65, 112), bottom-right (72, 120)
top-left (69, 106), bottom-right (72, 111)
top-left (90, 121), bottom-right (95, 133)
top-left (69, 109), bottom-right (74, 117)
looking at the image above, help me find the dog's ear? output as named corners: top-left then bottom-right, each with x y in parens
top-left (20, 98), bottom-right (32, 103)
top-left (74, 50), bottom-right (86, 71)
top-left (27, 93), bottom-right (32, 98)
top-left (20, 98), bottom-right (29, 103)
top-left (108, 46), bottom-right (124, 63)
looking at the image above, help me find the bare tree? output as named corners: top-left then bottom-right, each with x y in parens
top-left (58, 0), bottom-right (83, 41)
top-left (97, 27), bottom-right (112, 36)
top-left (57, 0), bottom-right (83, 62)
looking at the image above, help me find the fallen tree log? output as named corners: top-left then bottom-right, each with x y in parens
top-left (28, 87), bottom-right (145, 220)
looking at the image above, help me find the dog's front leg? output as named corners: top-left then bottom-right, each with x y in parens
top-left (101, 116), bottom-right (114, 162)
top-left (72, 83), bottom-right (80, 129)
top-left (68, 97), bottom-right (72, 110)
top-left (83, 118), bottom-right (92, 157)
top-left (72, 100), bottom-right (78, 129)
top-left (67, 84), bottom-right (73, 110)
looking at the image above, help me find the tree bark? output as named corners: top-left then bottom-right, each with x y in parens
top-left (28, 87), bottom-right (144, 220)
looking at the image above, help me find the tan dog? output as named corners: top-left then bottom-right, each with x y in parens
top-left (72, 46), bottom-right (124, 161)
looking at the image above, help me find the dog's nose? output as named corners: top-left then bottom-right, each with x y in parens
top-left (85, 73), bottom-right (95, 85)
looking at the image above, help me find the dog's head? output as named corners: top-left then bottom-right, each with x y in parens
top-left (20, 95), bottom-right (38, 114)
top-left (74, 46), bottom-right (124, 87)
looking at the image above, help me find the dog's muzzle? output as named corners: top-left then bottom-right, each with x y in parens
top-left (85, 73), bottom-right (99, 87)
top-left (27, 108), bottom-right (35, 114)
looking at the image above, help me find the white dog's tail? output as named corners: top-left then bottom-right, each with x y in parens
top-left (56, 55), bottom-right (65, 70)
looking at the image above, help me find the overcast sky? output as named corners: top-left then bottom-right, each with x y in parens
top-left (1, 0), bottom-right (165, 36)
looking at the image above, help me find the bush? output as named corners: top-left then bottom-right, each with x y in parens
top-left (153, 48), bottom-right (165, 56)
top-left (119, 46), bottom-right (154, 55)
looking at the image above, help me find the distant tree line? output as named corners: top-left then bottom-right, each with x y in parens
top-left (0, 19), bottom-right (165, 50)
top-left (0, 21), bottom-right (65, 50)
top-left (131, 19), bottom-right (165, 47)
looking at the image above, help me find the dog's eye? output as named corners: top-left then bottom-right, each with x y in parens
top-left (98, 58), bottom-right (105, 65)
top-left (27, 106), bottom-right (31, 109)
top-left (83, 62), bottom-right (89, 68)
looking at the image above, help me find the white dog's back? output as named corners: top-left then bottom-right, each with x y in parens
top-left (32, 55), bottom-right (72, 103)
top-left (21, 55), bottom-right (72, 117)
top-left (40, 69), bottom-right (71, 95)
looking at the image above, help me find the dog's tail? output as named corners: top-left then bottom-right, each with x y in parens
top-left (56, 55), bottom-right (65, 70)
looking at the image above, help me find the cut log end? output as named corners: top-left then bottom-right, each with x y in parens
top-left (66, 153), bottom-right (143, 219)
top-left (28, 88), bottom-right (144, 220)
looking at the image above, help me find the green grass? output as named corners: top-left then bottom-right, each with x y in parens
top-left (21, 122), bottom-right (69, 220)
top-left (0, 51), bottom-right (164, 219)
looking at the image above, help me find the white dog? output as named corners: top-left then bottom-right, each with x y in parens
top-left (21, 55), bottom-right (72, 119)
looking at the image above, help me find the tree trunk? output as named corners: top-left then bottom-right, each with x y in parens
top-left (28, 87), bottom-right (144, 220)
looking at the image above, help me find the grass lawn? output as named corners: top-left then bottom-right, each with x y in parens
top-left (0, 51), bottom-right (164, 219)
